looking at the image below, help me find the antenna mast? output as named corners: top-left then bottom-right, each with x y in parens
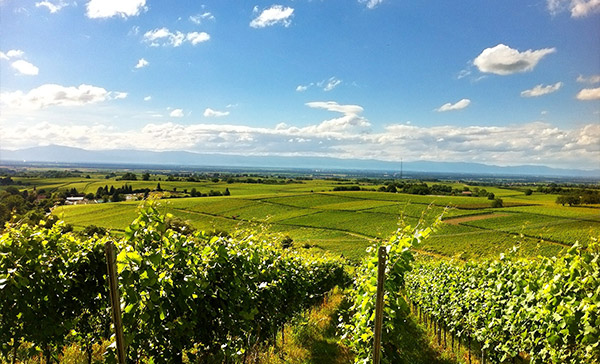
top-left (400, 158), bottom-right (403, 179)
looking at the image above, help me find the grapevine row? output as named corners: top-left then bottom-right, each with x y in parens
top-left (0, 204), bottom-right (349, 362)
top-left (405, 242), bottom-right (600, 363)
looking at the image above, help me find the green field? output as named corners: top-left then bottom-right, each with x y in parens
top-left (46, 177), bottom-right (600, 262)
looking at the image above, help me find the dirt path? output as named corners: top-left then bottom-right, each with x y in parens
top-left (443, 213), bottom-right (509, 225)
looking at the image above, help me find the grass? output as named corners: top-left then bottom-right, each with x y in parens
top-left (251, 288), bottom-right (354, 364)
top-left (252, 288), bottom-right (459, 364)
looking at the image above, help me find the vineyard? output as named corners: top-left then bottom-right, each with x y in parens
top-left (53, 186), bottom-right (600, 261)
top-left (404, 242), bottom-right (600, 363)
top-left (1, 175), bottom-right (600, 363)
top-left (0, 204), bottom-right (348, 363)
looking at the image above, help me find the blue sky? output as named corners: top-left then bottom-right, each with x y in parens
top-left (1, 0), bottom-right (599, 169)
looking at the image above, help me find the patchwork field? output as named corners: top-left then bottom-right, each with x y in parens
top-left (49, 178), bottom-right (600, 261)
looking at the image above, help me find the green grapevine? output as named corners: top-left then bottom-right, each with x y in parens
top-left (405, 241), bottom-right (600, 363)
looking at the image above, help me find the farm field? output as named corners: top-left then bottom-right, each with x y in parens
top-left (48, 177), bottom-right (600, 261)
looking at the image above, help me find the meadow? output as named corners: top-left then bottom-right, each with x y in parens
top-left (39, 175), bottom-right (600, 262)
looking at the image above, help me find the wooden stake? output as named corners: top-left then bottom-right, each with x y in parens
top-left (373, 246), bottom-right (387, 364)
top-left (105, 241), bottom-right (126, 364)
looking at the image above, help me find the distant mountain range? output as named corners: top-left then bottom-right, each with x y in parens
top-left (1, 145), bottom-right (599, 178)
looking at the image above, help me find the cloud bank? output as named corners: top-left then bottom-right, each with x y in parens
top-left (1, 119), bottom-right (597, 170)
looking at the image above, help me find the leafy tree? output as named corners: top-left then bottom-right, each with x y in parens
top-left (142, 172), bottom-right (150, 181)
top-left (556, 195), bottom-right (580, 206)
top-left (491, 197), bottom-right (503, 208)
top-left (118, 172), bottom-right (137, 181)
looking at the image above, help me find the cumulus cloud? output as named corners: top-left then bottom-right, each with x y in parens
top-left (11, 60), bottom-right (39, 76)
top-left (135, 58), bottom-right (149, 69)
top-left (473, 44), bottom-right (556, 75)
top-left (143, 28), bottom-right (210, 47)
top-left (250, 5), bottom-right (294, 28)
top-left (112, 92), bottom-right (128, 99)
top-left (576, 87), bottom-right (600, 100)
top-left (521, 82), bottom-right (562, 97)
top-left (435, 99), bottom-right (471, 112)
top-left (35, 0), bottom-right (68, 13)
top-left (86, 0), bottom-right (146, 19)
top-left (203, 108), bottom-right (230, 117)
top-left (190, 12), bottom-right (215, 24)
top-left (144, 96), bottom-right (152, 101)
top-left (548, 0), bottom-right (600, 17)
top-left (359, 0), bottom-right (385, 9)
top-left (170, 109), bottom-right (184, 117)
top-left (1, 50), bottom-right (39, 75)
top-left (186, 32), bottom-right (211, 45)
top-left (577, 74), bottom-right (600, 84)
top-left (1, 84), bottom-right (110, 109)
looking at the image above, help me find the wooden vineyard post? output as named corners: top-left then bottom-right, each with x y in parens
top-left (105, 241), bottom-right (126, 364)
top-left (373, 246), bottom-right (387, 364)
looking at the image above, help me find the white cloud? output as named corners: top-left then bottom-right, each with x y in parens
top-left (359, 0), bottom-right (385, 9)
top-left (135, 58), bottom-right (149, 69)
top-left (112, 92), bottom-right (128, 99)
top-left (144, 96), bottom-right (152, 101)
top-left (203, 108), bottom-right (230, 118)
top-left (190, 12), bottom-right (215, 24)
top-left (521, 82), bottom-right (562, 97)
top-left (548, 0), bottom-right (600, 17)
top-left (305, 101), bottom-right (370, 133)
top-left (1, 49), bottom-right (25, 60)
top-left (6, 50), bottom-right (25, 58)
top-left (250, 5), bottom-right (294, 28)
top-left (297, 77), bottom-right (343, 92)
top-left (435, 99), bottom-right (471, 112)
top-left (571, 0), bottom-right (600, 16)
top-left (1, 84), bottom-right (110, 109)
top-left (2, 120), bottom-right (597, 170)
top-left (143, 28), bottom-right (210, 47)
top-left (11, 60), bottom-right (39, 76)
top-left (473, 44), bottom-right (556, 75)
top-left (576, 87), bottom-right (600, 100)
top-left (170, 109), bottom-right (184, 117)
top-left (35, 1), bottom-right (68, 13)
top-left (186, 32), bottom-right (210, 45)
top-left (2, 50), bottom-right (39, 75)
top-left (318, 77), bottom-right (342, 91)
top-left (86, 0), bottom-right (146, 19)
top-left (577, 74), bottom-right (600, 84)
